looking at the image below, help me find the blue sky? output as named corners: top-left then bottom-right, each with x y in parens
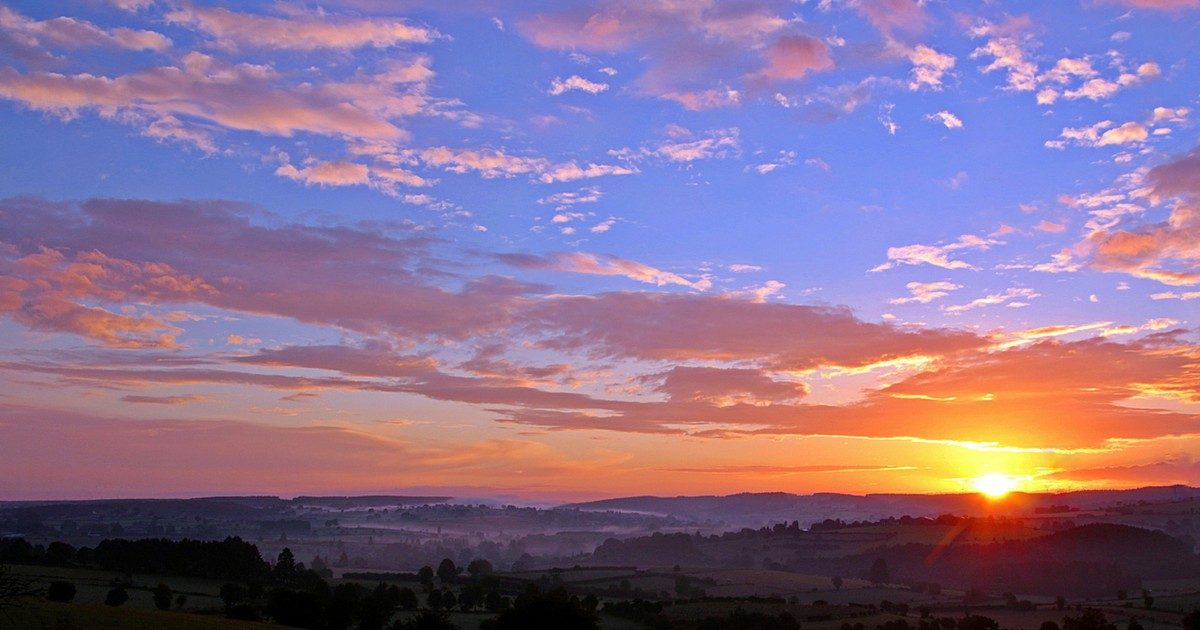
top-left (0, 0), bottom-right (1198, 500)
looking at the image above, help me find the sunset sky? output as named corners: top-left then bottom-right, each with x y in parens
top-left (1, 0), bottom-right (1198, 501)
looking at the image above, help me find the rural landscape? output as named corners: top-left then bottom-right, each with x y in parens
top-left (2, 0), bottom-right (1199, 628)
top-left (3, 486), bottom-right (1200, 628)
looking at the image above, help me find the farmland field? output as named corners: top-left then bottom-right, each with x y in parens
top-left (0, 598), bottom-right (268, 629)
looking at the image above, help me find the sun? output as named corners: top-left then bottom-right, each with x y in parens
top-left (973, 473), bottom-right (1019, 499)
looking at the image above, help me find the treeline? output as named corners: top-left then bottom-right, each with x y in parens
top-left (0, 536), bottom-right (269, 582)
top-left (819, 524), bottom-right (1200, 598)
top-left (588, 522), bottom-right (1200, 598)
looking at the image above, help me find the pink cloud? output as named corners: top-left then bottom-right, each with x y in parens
top-left (275, 161), bottom-right (372, 187)
top-left (0, 5), bottom-right (170, 53)
top-left (653, 366), bottom-right (808, 406)
top-left (497, 252), bottom-right (707, 289)
top-left (165, 6), bottom-right (437, 50)
top-left (1085, 147), bottom-right (1200, 285)
top-left (747, 36), bottom-right (834, 81)
top-left (0, 55), bottom-right (409, 142)
top-left (0, 404), bottom-right (612, 499)
top-left (854, 0), bottom-right (929, 38)
top-left (1101, 0), bottom-right (1199, 9)
top-left (517, 1), bottom-right (829, 108)
top-left (0, 198), bottom-right (538, 341)
top-left (525, 292), bottom-right (984, 370)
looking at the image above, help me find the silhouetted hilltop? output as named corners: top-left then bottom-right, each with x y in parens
top-left (0, 497), bottom-right (287, 521)
top-left (289, 495), bottom-right (450, 508)
top-left (585, 520), bottom-right (1199, 597)
top-left (561, 485), bottom-right (1200, 527)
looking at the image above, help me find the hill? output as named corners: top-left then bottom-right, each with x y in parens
top-left (561, 485), bottom-right (1200, 527)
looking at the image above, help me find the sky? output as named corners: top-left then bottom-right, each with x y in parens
top-left (0, 0), bottom-right (1198, 502)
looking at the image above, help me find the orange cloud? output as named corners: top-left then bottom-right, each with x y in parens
top-left (1085, 147), bottom-right (1200, 285)
top-left (498, 252), bottom-right (708, 290)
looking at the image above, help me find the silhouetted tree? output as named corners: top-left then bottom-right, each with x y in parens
top-left (427, 589), bottom-right (442, 611)
top-left (220, 582), bottom-right (246, 610)
top-left (480, 586), bottom-right (598, 630)
top-left (310, 555), bottom-right (332, 578)
top-left (484, 590), bottom-right (506, 612)
top-left (459, 588), bottom-right (478, 611)
top-left (105, 585), bottom-right (129, 607)
top-left (832, 576), bottom-right (844, 590)
top-left (467, 558), bottom-right (494, 578)
top-left (46, 580), bottom-right (75, 603)
top-left (1063, 608), bottom-right (1117, 630)
top-left (442, 590), bottom-right (457, 610)
top-left (1040, 622), bottom-right (1061, 630)
top-left (418, 566), bottom-right (434, 592)
top-left (359, 583), bottom-right (400, 630)
top-left (436, 558), bottom-right (460, 585)
top-left (153, 583), bottom-right (173, 610)
top-left (958, 615), bottom-right (1000, 630)
top-left (175, 593), bottom-right (187, 609)
top-left (1, 564), bottom-right (38, 615)
top-left (44, 542), bottom-right (76, 566)
top-left (276, 548), bottom-right (298, 579)
top-left (395, 609), bottom-right (458, 630)
top-left (86, 536), bottom-right (269, 582)
top-left (326, 582), bottom-right (363, 629)
top-left (697, 607), bottom-right (801, 630)
top-left (398, 587), bottom-right (418, 610)
top-left (266, 588), bottom-right (325, 628)
top-left (1127, 618), bottom-right (1144, 630)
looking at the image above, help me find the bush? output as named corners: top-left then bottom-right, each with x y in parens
top-left (153, 583), bottom-right (173, 610)
top-left (480, 587), bottom-right (598, 630)
top-left (46, 580), bottom-right (76, 603)
top-left (395, 609), bottom-right (458, 630)
top-left (105, 585), bottom-right (129, 607)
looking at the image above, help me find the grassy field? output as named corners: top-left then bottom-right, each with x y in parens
top-left (6, 564), bottom-right (228, 612)
top-left (936, 606), bottom-right (1189, 630)
top-left (655, 599), bottom-right (890, 629)
top-left (1150, 592), bottom-right (1200, 614)
top-left (0, 598), bottom-right (268, 630)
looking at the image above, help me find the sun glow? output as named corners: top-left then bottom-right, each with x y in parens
top-left (974, 473), bottom-right (1019, 499)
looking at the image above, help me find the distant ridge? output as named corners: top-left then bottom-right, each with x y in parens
top-left (558, 485), bottom-right (1200, 526)
top-left (290, 495), bottom-right (451, 508)
top-left (0, 495), bottom-right (453, 511)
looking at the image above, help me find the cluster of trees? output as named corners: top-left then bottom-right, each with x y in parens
top-left (802, 524), bottom-right (1198, 598)
top-left (837, 607), bottom-right (1191, 630)
top-left (0, 536), bottom-right (269, 582)
top-left (694, 608), bottom-right (801, 630)
top-left (217, 552), bottom-right (531, 628)
top-left (0, 563), bottom-right (38, 613)
top-left (813, 515), bottom-right (973, 532)
top-left (593, 532), bottom-right (707, 566)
